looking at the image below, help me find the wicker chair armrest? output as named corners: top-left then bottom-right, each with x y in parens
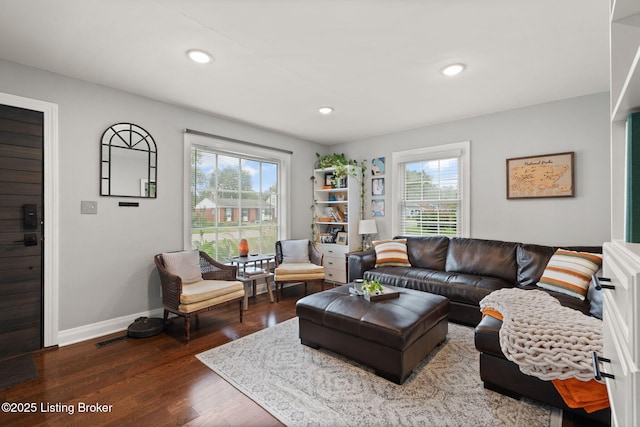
top-left (309, 244), bottom-right (323, 266)
top-left (275, 241), bottom-right (283, 267)
top-left (199, 251), bottom-right (238, 281)
top-left (154, 254), bottom-right (182, 311)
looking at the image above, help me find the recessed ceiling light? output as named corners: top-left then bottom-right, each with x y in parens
top-left (318, 107), bottom-right (334, 115)
top-left (187, 49), bottom-right (213, 64)
top-left (441, 63), bottom-right (466, 76)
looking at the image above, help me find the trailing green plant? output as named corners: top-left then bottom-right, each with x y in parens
top-left (315, 152), bottom-right (351, 169)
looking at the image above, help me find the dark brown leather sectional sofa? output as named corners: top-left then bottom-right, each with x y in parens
top-left (348, 236), bottom-right (610, 424)
top-left (348, 236), bottom-right (602, 325)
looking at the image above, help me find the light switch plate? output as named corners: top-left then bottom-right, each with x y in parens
top-left (81, 200), bottom-right (97, 214)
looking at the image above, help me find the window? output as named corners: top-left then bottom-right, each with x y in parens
top-left (184, 131), bottom-right (291, 262)
top-left (391, 141), bottom-right (470, 238)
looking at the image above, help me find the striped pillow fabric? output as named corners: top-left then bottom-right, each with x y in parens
top-left (373, 239), bottom-right (411, 268)
top-left (536, 249), bottom-right (602, 300)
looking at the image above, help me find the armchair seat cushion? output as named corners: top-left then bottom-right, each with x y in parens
top-left (180, 280), bottom-right (244, 305)
top-left (275, 262), bottom-right (325, 278)
top-left (179, 289), bottom-right (245, 313)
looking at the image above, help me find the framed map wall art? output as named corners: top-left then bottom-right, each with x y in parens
top-left (506, 151), bottom-right (574, 199)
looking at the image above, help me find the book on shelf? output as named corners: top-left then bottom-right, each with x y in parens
top-left (321, 206), bottom-right (344, 222)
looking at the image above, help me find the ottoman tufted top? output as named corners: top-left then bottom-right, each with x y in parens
top-left (296, 285), bottom-right (449, 351)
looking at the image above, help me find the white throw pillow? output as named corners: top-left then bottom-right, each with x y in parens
top-left (281, 239), bottom-right (310, 263)
top-left (162, 249), bottom-right (203, 284)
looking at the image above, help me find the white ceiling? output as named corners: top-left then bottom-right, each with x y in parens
top-left (0, 0), bottom-right (609, 144)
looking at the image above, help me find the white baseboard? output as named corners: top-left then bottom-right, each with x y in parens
top-left (57, 283), bottom-right (278, 347)
top-left (58, 308), bottom-right (164, 346)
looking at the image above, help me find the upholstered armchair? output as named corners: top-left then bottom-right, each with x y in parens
top-left (154, 250), bottom-right (245, 341)
top-left (274, 239), bottom-right (325, 301)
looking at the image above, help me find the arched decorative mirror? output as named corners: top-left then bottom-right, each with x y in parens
top-left (100, 123), bottom-right (157, 198)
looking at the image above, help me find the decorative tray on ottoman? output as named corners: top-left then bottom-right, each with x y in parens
top-left (349, 283), bottom-right (400, 301)
top-left (364, 287), bottom-right (400, 301)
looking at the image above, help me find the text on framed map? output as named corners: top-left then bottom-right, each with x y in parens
top-left (506, 152), bottom-right (574, 199)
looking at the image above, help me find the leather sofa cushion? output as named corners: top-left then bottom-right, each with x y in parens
top-left (445, 238), bottom-right (517, 284)
top-left (364, 267), bottom-right (512, 307)
top-left (404, 236), bottom-right (450, 270)
top-left (516, 243), bottom-right (556, 287)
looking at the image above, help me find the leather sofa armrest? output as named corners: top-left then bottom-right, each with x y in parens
top-left (348, 249), bottom-right (376, 282)
top-left (474, 315), bottom-right (504, 358)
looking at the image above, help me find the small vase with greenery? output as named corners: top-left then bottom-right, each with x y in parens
top-left (361, 279), bottom-right (383, 295)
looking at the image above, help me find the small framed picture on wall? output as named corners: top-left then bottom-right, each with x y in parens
top-left (371, 157), bottom-right (385, 175)
top-left (372, 178), bottom-right (385, 196)
top-left (372, 199), bottom-right (385, 217)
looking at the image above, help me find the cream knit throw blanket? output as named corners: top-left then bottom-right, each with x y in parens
top-left (480, 288), bottom-right (603, 381)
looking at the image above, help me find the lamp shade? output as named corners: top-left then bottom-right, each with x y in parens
top-left (358, 219), bottom-right (378, 235)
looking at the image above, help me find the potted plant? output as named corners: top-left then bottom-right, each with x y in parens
top-left (361, 279), bottom-right (383, 300)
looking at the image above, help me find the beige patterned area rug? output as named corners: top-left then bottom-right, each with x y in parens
top-left (197, 318), bottom-right (561, 427)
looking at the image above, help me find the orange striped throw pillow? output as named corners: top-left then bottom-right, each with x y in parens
top-left (373, 239), bottom-right (411, 268)
top-left (536, 249), bottom-right (602, 300)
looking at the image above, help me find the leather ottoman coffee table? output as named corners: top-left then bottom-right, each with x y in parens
top-left (296, 284), bottom-right (449, 384)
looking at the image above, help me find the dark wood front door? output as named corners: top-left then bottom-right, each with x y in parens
top-left (0, 104), bottom-right (44, 359)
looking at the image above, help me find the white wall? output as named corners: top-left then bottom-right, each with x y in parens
top-left (0, 58), bottom-right (323, 335)
top-left (332, 92), bottom-right (610, 246)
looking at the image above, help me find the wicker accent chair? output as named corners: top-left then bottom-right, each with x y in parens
top-left (274, 240), bottom-right (325, 302)
top-left (154, 250), bottom-right (245, 341)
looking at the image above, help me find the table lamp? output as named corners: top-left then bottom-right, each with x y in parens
top-left (358, 219), bottom-right (378, 250)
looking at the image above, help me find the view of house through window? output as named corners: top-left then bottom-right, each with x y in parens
top-left (191, 147), bottom-right (279, 262)
top-left (393, 142), bottom-right (469, 238)
top-left (401, 158), bottom-right (460, 235)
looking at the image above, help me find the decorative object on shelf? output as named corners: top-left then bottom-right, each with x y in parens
top-left (329, 226), bottom-right (343, 241)
top-left (238, 239), bottom-right (249, 257)
top-left (336, 232), bottom-right (348, 245)
top-left (319, 233), bottom-right (334, 243)
top-left (324, 173), bottom-right (334, 188)
top-left (100, 122), bottom-right (157, 198)
top-left (371, 157), bottom-right (385, 175)
top-left (506, 152), bottom-right (574, 199)
top-left (358, 219), bottom-right (377, 250)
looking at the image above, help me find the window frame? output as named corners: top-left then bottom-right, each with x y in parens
top-left (183, 132), bottom-right (291, 253)
top-left (391, 141), bottom-right (470, 238)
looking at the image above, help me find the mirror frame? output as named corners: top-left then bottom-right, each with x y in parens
top-left (100, 123), bottom-right (157, 198)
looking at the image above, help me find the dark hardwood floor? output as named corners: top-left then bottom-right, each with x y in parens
top-left (0, 282), bottom-right (600, 426)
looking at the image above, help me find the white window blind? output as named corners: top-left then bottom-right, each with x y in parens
top-left (392, 142), bottom-right (470, 237)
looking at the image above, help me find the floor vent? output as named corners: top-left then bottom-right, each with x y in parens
top-left (95, 335), bottom-right (128, 348)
